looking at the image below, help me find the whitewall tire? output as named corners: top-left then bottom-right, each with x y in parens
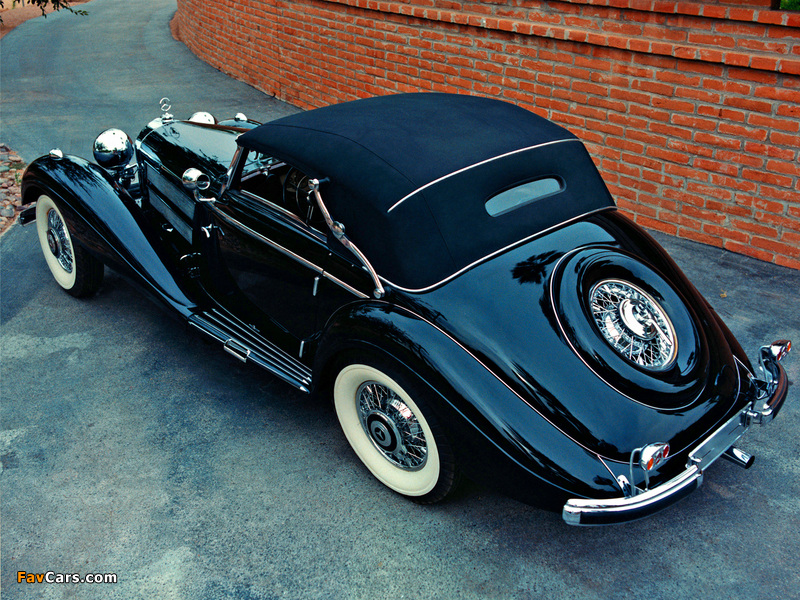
top-left (333, 360), bottom-right (459, 503)
top-left (35, 194), bottom-right (103, 297)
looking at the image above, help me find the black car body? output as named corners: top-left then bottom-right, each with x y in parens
top-left (21, 93), bottom-right (791, 525)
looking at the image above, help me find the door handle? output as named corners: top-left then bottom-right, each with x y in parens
top-left (201, 225), bottom-right (224, 239)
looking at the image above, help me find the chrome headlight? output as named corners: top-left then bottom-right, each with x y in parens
top-left (93, 128), bottom-right (134, 171)
top-left (188, 111), bottom-right (217, 124)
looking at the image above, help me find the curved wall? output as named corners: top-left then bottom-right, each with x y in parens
top-left (176, 0), bottom-right (800, 269)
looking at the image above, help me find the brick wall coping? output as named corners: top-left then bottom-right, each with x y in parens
top-left (348, 0), bottom-right (800, 26)
top-left (564, 0), bottom-right (799, 25)
top-left (332, 0), bottom-right (800, 74)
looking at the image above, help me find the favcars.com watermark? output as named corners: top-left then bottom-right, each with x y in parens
top-left (17, 571), bottom-right (117, 584)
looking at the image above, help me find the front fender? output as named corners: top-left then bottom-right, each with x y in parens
top-left (22, 153), bottom-right (196, 316)
top-left (314, 301), bottom-right (622, 510)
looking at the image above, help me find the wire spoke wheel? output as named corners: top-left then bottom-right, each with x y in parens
top-left (334, 360), bottom-right (459, 503)
top-left (35, 194), bottom-right (103, 297)
top-left (357, 381), bottom-right (428, 471)
top-left (590, 279), bottom-right (677, 370)
top-left (46, 206), bottom-right (74, 274)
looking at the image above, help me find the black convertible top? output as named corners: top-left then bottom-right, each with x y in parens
top-left (239, 93), bottom-right (614, 290)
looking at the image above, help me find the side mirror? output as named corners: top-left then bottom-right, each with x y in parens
top-left (182, 168), bottom-right (214, 203)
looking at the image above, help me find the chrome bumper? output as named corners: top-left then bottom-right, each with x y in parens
top-left (563, 340), bottom-right (791, 526)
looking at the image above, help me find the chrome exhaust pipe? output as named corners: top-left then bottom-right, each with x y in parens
top-left (722, 446), bottom-right (754, 469)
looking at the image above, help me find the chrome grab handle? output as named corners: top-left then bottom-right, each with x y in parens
top-left (309, 178), bottom-right (385, 299)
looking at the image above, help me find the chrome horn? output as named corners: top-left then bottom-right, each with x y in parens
top-left (182, 168), bottom-right (215, 203)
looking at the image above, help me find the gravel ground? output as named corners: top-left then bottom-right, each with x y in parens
top-left (0, 144), bottom-right (25, 236)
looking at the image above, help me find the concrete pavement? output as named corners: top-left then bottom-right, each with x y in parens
top-left (2, 1), bottom-right (799, 598)
top-left (0, 0), bottom-right (297, 162)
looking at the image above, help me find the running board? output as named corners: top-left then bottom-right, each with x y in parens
top-left (188, 309), bottom-right (312, 393)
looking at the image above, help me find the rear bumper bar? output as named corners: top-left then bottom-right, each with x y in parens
top-left (563, 341), bottom-right (791, 526)
top-left (563, 465), bottom-right (702, 526)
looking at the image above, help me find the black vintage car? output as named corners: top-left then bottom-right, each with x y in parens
top-left (21, 93), bottom-right (791, 525)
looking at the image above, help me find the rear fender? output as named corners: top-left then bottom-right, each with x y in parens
top-left (313, 301), bottom-right (621, 509)
top-left (22, 153), bottom-right (196, 316)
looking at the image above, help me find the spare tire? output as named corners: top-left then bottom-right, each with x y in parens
top-left (550, 246), bottom-right (716, 410)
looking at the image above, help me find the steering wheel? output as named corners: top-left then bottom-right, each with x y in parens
top-left (282, 168), bottom-right (314, 221)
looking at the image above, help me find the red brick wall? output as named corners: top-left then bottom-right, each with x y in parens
top-left (176, 0), bottom-right (800, 269)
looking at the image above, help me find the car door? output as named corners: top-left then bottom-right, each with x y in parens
top-left (200, 151), bottom-right (329, 356)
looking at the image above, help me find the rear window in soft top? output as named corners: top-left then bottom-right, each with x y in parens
top-left (485, 177), bottom-right (564, 217)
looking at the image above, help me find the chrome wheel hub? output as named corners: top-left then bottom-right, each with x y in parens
top-left (46, 209), bottom-right (73, 273)
top-left (46, 229), bottom-right (60, 256)
top-left (365, 412), bottom-right (399, 451)
top-left (618, 298), bottom-right (657, 340)
top-left (590, 279), bottom-right (676, 370)
top-left (357, 382), bottom-right (427, 471)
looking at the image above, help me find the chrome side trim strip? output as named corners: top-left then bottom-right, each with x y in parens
top-left (322, 271), bottom-right (370, 299)
top-left (224, 338), bottom-right (251, 362)
top-left (213, 206), bottom-right (367, 299)
top-left (387, 138), bottom-right (579, 213)
top-left (734, 355), bottom-right (755, 379)
top-left (211, 206), bottom-right (324, 275)
top-left (189, 309), bottom-right (312, 391)
top-left (203, 309), bottom-right (311, 381)
top-left (239, 190), bottom-right (325, 237)
top-left (597, 456), bottom-right (627, 495)
top-left (380, 206), bottom-right (616, 294)
top-left (152, 163), bottom-right (186, 187)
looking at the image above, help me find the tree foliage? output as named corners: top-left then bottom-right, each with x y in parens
top-left (0, 1), bottom-right (87, 24)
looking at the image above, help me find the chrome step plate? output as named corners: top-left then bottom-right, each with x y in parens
top-left (188, 309), bottom-right (312, 393)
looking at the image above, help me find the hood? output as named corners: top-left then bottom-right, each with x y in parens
top-left (136, 120), bottom-right (242, 193)
top-left (413, 210), bottom-right (744, 463)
